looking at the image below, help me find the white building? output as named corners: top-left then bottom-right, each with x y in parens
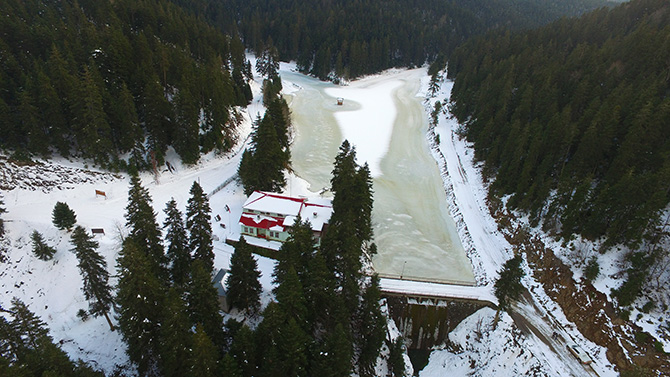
top-left (238, 191), bottom-right (333, 245)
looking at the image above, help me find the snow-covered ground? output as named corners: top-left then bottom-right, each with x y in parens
top-left (0, 63), bottom-right (280, 373)
top-left (0, 60), bottom-right (629, 376)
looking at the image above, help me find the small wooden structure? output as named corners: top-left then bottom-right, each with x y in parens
top-left (95, 190), bottom-right (107, 199)
top-left (91, 228), bottom-right (105, 235)
top-left (336, 97), bottom-right (344, 105)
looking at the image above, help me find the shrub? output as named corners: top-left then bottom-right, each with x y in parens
top-left (584, 257), bottom-right (600, 282)
top-left (654, 341), bottom-right (665, 353)
top-left (634, 332), bottom-right (649, 344)
top-left (77, 309), bottom-right (90, 322)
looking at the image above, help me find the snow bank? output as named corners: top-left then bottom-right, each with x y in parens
top-left (421, 308), bottom-right (550, 376)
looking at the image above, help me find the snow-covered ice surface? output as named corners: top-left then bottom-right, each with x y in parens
top-left (285, 67), bottom-right (474, 285)
top-left (325, 78), bottom-right (402, 177)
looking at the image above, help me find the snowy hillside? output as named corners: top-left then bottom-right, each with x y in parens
top-left (1, 61), bottom-right (651, 376)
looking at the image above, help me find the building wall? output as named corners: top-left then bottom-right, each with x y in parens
top-left (240, 225), bottom-right (290, 243)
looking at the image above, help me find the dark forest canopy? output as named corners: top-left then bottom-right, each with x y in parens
top-left (0, 0), bottom-right (252, 168)
top-left (447, 0), bottom-right (670, 249)
top-left (0, 0), bottom-right (609, 166)
top-left (170, 0), bottom-right (609, 80)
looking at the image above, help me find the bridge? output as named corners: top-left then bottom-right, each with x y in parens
top-left (379, 277), bottom-right (497, 306)
top-left (379, 277), bottom-right (498, 349)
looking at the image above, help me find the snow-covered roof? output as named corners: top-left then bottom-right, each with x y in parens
top-left (242, 191), bottom-right (305, 216)
top-left (213, 268), bottom-right (228, 296)
top-left (300, 203), bottom-right (332, 232)
top-left (240, 191), bottom-right (333, 232)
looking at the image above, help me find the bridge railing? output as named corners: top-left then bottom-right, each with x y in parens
top-left (375, 272), bottom-right (476, 287)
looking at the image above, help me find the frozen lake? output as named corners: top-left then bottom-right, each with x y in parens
top-left (282, 68), bottom-right (474, 285)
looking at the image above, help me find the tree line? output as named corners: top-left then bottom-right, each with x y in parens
top-left (0, 0), bottom-right (252, 169)
top-left (238, 58), bottom-right (292, 196)
top-left (447, 0), bottom-right (670, 304)
top-left (170, 0), bottom-right (608, 81)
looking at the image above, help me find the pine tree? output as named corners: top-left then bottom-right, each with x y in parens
top-left (309, 322), bottom-right (352, 377)
top-left (109, 81), bottom-right (142, 153)
top-left (52, 201), bottom-right (77, 231)
top-left (387, 338), bottom-right (406, 377)
top-left (227, 237), bottom-right (262, 314)
top-left (329, 141), bottom-right (373, 243)
top-left (45, 45), bottom-right (76, 157)
top-left (187, 259), bottom-right (225, 352)
top-left (142, 74), bottom-right (173, 164)
top-left (220, 353), bottom-right (242, 377)
top-left (70, 226), bottom-right (114, 330)
top-left (116, 240), bottom-right (165, 376)
top-left (274, 266), bottom-right (308, 329)
top-left (18, 87), bottom-right (49, 157)
top-left (186, 181), bottom-right (214, 271)
top-left (252, 114), bottom-right (288, 192)
top-left (356, 276), bottom-right (386, 377)
top-left (125, 174), bottom-right (167, 280)
top-left (189, 324), bottom-right (218, 377)
top-left (71, 64), bottom-right (113, 164)
top-left (276, 317), bottom-right (309, 377)
top-left (265, 98), bottom-right (291, 151)
top-left (35, 67), bottom-right (67, 157)
top-left (158, 288), bottom-right (192, 377)
top-left (494, 255), bottom-right (525, 310)
top-left (274, 218), bottom-right (315, 285)
top-left (228, 324), bottom-right (256, 376)
top-left (238, 148), bottom-right (260, 196)
top-left (163, 198), bottom-right (191, 287)
top-left (173, 82), bottom-right (201, 165)
top-left (303, 249), bottom-right (342, 331)
top-left (255, 302), bottom-right (309, 377)
top-left (255, 45), bottom-right (280, 79)
top-left (238, 113), bottom-right (289, 195)
top-left (30, 231), bottom-right (56, 261)
top-left (0, 298), bottom-right (102, 376)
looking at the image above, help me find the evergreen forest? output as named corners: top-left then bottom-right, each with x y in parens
top-left (0, 0), bottom-right (252, 168)
top-left (0, 0), bottom-right (607, 166)
top-left (447, 0), bottom-right (670, 302)
top-left (172, 0), bottom-right (608, 80)
top-left (4, 0), bottom-right (670, 374)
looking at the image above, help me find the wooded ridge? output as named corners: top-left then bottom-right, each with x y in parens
top-left (447, 0), bottom-right (670, 305)
top-left (0, 0), bottom-right (252, 168)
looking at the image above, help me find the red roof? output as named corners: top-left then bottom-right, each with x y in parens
top-left (239, 213), bottom-right (284, 231)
